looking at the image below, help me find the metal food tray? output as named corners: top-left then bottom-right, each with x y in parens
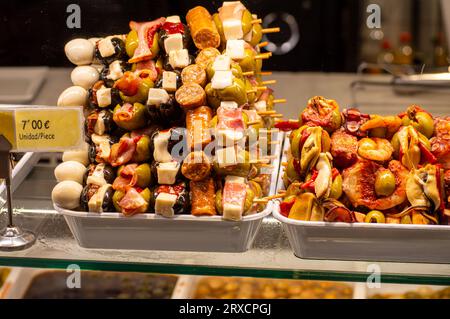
top-left (55, 132), bottom-right (284, 253)
top-left (273, 135), bottom-right (450, 263)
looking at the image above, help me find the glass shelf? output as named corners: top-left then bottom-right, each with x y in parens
top-left (0, 157), bottom-right (449, 285)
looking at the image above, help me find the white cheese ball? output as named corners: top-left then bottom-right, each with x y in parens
top-left (57, 86), bottom-right (88, 107)
top-left (62, 142), bottom-right (89, 166)
top-left (65, 38), bottom-right (95, 65)
top-left (54, 161), bottom-right (86, 185)
top-left (70, 66), bottom-right (99, 89)
top-left (52, 181), bottom-right (83, 210)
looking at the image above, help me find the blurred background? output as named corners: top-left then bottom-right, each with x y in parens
top-left (0, 0), bottom-right (447, 72)
top-left (0, 0), bottom-right (449, 117)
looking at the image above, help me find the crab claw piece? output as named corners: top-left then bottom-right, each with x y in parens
top-left (314, 153), bottom-right (332, 199)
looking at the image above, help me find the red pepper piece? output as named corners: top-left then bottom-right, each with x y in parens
top-left (280, 198), bottom-right (295, 217)
top-left (274, 121), bottom-right (300, 131)
top-left (419, 142), bottom-right (438, 164)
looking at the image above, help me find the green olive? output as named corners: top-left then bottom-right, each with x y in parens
top-left (212, 13), bottom-right (226, 46)
top-left (249, 180), bottom-right (263, 198)
top-left (375, 169), bottom-right (396, 197)
top-left (206, 61), bottom-right (243, 81)
top-left (120, 78), bottom-right (154, 104)
top-left (241, 10), bottom-right (253, 35)
top-left (113, 190), bottom-right (125, 212)
top-left (150, 33), bottom-right (160, 58)
top-left (213, 150), bottom-right (251, 177)
top-left (205, 83), bottom-right (221, 109)
top-left (245, 78), bottom-right (257, 104)
top-left (135, 163), bottom-right (152, 188)
top-left (329, 174), bottom-right (343, 199)
top-left (289, 127), bottom-right (305, 159)
top-left (243, 187), bottom-right (255, 213)
top-left (248, 23), bottom-right (263, 47)
top-left (125, 30), bottom-right (139, 58)
top-left (133, 135), bottom-right (151, 163)
top-left (140, 188), bottom-right (151, 203)
top-left (215, 189), bottom-right (223, 215)
top-left (113, 102), bottom-right (148, 131)
top-left (391, 132), bottom-right (400, 158)
top-left (365, 210), bottom-right (386, 223)
top-left (239, 49), bottom-right (257, 72)
top-left (402, 106), bottom-right (434, 138)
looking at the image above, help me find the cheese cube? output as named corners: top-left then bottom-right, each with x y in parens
top-left (155, 193), bottom-right (178, 218)
top-left (166, 15), bottom-right (181, 23)
top-left (106, 60), bottom-right (123, 80)
top-left (153, 130), bottom-right (173, 163)
top-left (223, 18), bottom-right (243, 40)
top-left (96, 87), bottom-right (111, 107)
top-left (226, 39), bottom-right (245, 60)
top-left (168, 49), bottom-right (189, 69)
top-left (157, 162), bottom-right (179, 185)
top-left (212, 55), bottom-right (231, 71)
top-left (211, 70), bottom-right (233, 89)
top-left (98, 38), bottom-right (115, 58)
top-left (223, 203), bottom-right (243, 221)
top-left (216, 129), bottom-right (244, 144)
top-left (164, 33), bottom-right (184, 54)
top-left (254, 100), bottom-right (267, 112)
top-left (162, 71), bottom-right (178, 92)
top-left (216, 146), bottom-right (237, 167)
top-left (220, 101), bottom-right (238, 109)
top-left (147, 88), bottom-right (170, 106)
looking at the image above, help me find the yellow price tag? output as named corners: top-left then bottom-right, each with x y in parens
top-left (0, 106), bottom-right (84, 152)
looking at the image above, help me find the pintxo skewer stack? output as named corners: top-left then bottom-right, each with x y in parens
top-left (52, 1), bottom-right (284, 222)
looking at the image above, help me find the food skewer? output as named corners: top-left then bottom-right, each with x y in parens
top-left (258, 71), bottom-right (272, 76)
top-left (270, 113), bottom-right (284, 118)
top-left (257, 110), bottom-right (277, 116)
top-left (257, 41), bottom-right (269, 48)
top-left (262, 27), bottom-right (280, 34)
top-left (273, 99), bottom-right (287, 104)
top-left (255, 53), bottom-right (272, 60)
top-left (260, 80), bottom-right (276, 85)
top-left (251, 18), bottom-right (262, 24)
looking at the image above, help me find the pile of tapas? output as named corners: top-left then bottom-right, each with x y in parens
top-left (51, 1), bottom-right (284, 224)
top-left (276, 97), bottom-right (449, 225)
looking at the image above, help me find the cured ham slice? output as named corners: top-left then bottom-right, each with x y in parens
top-left (134, 59), bottom-right (159, 81)
top-left (113, 103), bottom-right (133, 123)
top-left (222, 175), bottom-right (247, 221)
top-left (119, 188), bottom-right (148, 216)
top-left (216, 106), bottom-right (245, 143)
top-left (110, 136), bottom-right (136, 167)
top-left (113, 72), bottom-right (140, 96)
top-left (129, 18), bottom-right (165, 63)
top-left (112, 164), bottom-right (138, 191)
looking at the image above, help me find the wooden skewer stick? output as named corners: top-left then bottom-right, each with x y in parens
top-left (270, 114), bottom-right (284, 118)
top-left (262, 27), bottom-right (280, 34)
top-left (257, 41), bottom-right (269, 48)
top-left (252, 18), bottom-right (263, 24)
top-left (246, 89), bottom-right (257, 94)
top-left (278, 190), bottom-right (287, 194)
top-left (247, 120), bottom-right (261, 126)
top-left (261, 80), bottom-right (276, 85)
top-left (254, 198), bottom-right (269, 204)
top-left (291, 182), bottom-right (303, 188)
top-left (242, 71), bottom-right (254, 76)
top-left (273, 99), bottom-right (287, 104)
top-left (257, 71), bottom-right (272, 76)
top-left (257, 110), bottom-right (277, 116)
top-left (275, 118), bottom-right (299, 123)
top-left (264, 194), bottom-right (286, 200)
top-left (255, 53), bottom-right (272, 60)
top-left (256, 86), bottom-right (268, 91)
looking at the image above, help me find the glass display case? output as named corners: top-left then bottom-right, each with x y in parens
top-left (0, 0), bottom-right (449, 299)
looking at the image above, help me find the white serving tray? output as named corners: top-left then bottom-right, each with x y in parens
top-left (274, 135), bottom-right (450, 263)
top-left (55, 132), bottom-right (284, 253)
